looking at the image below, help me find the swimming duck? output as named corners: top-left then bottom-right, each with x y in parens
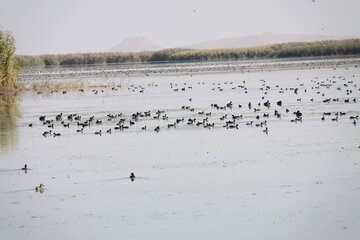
top-left (21, 164), bottom-right (28, 171)
top-left (56, 113), bottom-right (62, 121)
top-left (35, 184), bottom-right (45, 193)
top-left (154, 126), bottom-right (160, 132)
top-left (130, 172), bottom-right (135, 181)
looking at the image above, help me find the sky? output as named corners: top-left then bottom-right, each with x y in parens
top-left (0, 0), bottom-right (359, 55)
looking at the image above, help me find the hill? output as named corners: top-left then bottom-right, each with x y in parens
top-left (182, 33), bottom-right (355, 49)
top-left (109, 37), bottom-right (162, 53)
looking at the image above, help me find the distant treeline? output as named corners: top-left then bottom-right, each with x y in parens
top-left (16, 39), bottom-right (360, 68)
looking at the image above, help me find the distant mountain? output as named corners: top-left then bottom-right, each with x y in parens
top-left (109, 33), bottom-right (357, 53)
top-left (182, 33), bottom-right (355, 49)
top-left (109, 37), bottom-right (162, 53)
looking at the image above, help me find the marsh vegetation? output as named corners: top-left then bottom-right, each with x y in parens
top-left (16, 39), bottom-right (360, 68)
top-left (0, 28), bottom-right (17, 91)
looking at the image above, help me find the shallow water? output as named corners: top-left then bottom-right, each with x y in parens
top-left (1, 60), bottom-right (360, 239)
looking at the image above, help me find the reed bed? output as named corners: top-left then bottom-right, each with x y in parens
top-left (0, 28), bottom-right (17, 91)
top-left (16, 39), bottom-right (360, 68)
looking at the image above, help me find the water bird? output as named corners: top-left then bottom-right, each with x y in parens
top-left (56, 113), bottom-right (62, 121)
top-left (95, 130), bottom-right (102, 135)
top-left (42, 130), bottom-right (52, 137)
top-left (264, 100), bottom-right (270, 108)
top-left (294, 110), bottom-right (302, 118)
top-left (21, 164), bottom-right (28, 171)
top-left (130, 172), bottom-right (135, 181)
top-left (35, 184), bottom-right (45, 193)
top-left (263, 127), bottom-right (268, 134)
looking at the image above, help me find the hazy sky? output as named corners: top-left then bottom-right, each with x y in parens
top-left (0, 0), bottom-right (359, 55)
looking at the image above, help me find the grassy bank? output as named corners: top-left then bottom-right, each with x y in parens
top-left (16, 38), bottom-right (360, 68)
top-left (0, 29), bottom-right (17, 91)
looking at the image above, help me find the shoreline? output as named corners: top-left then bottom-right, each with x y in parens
top-left (17, 56), bottom-right (360, 92)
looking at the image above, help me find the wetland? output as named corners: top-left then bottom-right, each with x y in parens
top-left (1, 58), bottom-right (360, 240)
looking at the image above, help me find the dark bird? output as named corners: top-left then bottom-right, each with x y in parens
top-left (130, 172), bottom-right (136, 181)
top-left (21, 164), bottom-right (28, 171)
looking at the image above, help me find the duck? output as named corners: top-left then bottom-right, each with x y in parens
top-left (56, 113), bottom-right (63, 121)
top-left (21, 164), bottom-right (28, 171)
top-left (95, 130), bottom-right (102, 135)
top-left (154, 126), bottom-right (160, 132)
top-left (130, 172), bottom-right (135, 181)
top-left (35, 184), bottom-right (45, 193)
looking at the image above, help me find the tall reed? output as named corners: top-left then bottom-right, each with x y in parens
top-left (0, 28), bottom-right (17, 91)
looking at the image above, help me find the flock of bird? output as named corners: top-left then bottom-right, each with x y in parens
top-left (29, 70), bottom-right (359, 139)
top-left (21, 62), bottom-right (360, 193)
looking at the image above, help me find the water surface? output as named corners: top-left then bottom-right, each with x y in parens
top-left (1, 60), bottom-right (360, 240)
